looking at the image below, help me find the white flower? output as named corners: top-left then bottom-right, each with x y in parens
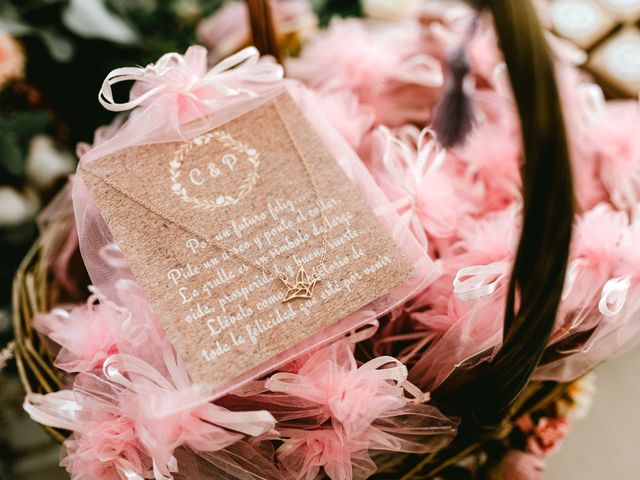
top-left (361, 0), bottom-right (421, 21)
top-left (25, 135), bottom-right (75, 191)
top-left (558, 372), bottom-right (597, 420)
top-left (62, 0), bottom-right (138, 45)
top-left (0, 186), bottom-right (39, 227)
top-left (0, 33), bottom-right (25, 90)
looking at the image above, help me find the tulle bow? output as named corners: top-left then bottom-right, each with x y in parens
top-left (98, 46), bottom-right (284, 112)
top-left (372, 126), bottom-right (460, 250)
top-left (259, 342), bottom-right (457, 480)
top-left (266, 346), bottom-right (428, 437)
top-left (102, 347), bottom-right (276, 479)
top-left (25, 344), bottom-right (276, 480)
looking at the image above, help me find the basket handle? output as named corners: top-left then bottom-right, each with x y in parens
top-left (472, 0), bottom-right (574, 423)
top-left (246, 0), bottom-right (280, 61)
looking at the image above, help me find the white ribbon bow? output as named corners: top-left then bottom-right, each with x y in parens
top-left (599, 275), bottom-right (631, 317)
top-left (453, 260), bottom-right (511, 301)
top-left (373, 126), bottom-right (447, 251)
top-left (98, 46), bottom-right (284, 112)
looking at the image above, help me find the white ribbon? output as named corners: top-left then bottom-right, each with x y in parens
top-left (453, 260), bottom-right (510, 301)
top-left (562, 258), bottom-right (587, 301)
top-left (23, 391), bottom-right (83, 432)
top-left (345, 318), bottom-right (380, 344)
top-left (599, 275), bottom-right (631, 317)
top-left (98, 46), bottom-right (284, 112)
top-left (358, 356), bottom-right (429, 403)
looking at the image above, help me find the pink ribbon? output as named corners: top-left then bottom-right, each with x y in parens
top-left (98, 46), bottom-right (284, 112)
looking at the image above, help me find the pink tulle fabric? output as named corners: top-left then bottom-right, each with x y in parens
top-left (24, 3), bottom-right (640, 478)
top-left (36, 178), bottom-right (88, 299)
top-left (33, 288), bottom-right (123, 373)
top-left (225, 341), bottom-right (457, 480)
top-left (365, 125), bottom-right (469, 250)
top-left (287, 17), bottom-right (444, 127)
top-left (25, 342), bottom-right (277, 480)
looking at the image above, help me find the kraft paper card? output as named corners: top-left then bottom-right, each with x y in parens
top-left (80, 92), bottom-right (414, 389)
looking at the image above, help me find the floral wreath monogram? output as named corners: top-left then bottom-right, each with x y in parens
top-left (169, 131), bottom-right (260, 210)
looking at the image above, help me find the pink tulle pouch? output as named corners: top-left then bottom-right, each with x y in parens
top-left (72, 46), bottom-right (438, 398)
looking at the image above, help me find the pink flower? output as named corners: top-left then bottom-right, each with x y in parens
top-left (450, 205), bottom-right (520, 268)
top-left (501, 450), bottom-right (545, 480)
top-left (33, 280), bottom-right (166, 373)
top-left (456, 104), bottom-right (522, 213)
top-left (572, 203), bottom-right (627, 268)
top-left (517, 415), bottom-right (571, 458)
top-left (562, 204), bottom-right (628, 313)
top-left (0, 33), bottom-right (24, 89)
top-left (615, 215), bottom-right (640, 281)
top-left (25, 344), bottom-right (276, 480)
top-left (104, 345), bottom-right (276, 478)
top-left (528, 417), bottom-right (571, 457)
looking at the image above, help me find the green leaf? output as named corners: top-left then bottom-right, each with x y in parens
top-left (5, 112), bottom-right (51, 141)
top-left (0, 132), bottom-right (26, 178)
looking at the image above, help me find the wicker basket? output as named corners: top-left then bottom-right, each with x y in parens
top-left (13, 209), bottom-right (72, 444)
top-left (12, 0), bottom-right (579, 478)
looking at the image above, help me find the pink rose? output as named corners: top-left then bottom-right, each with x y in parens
top-left (528, 417), bottom-right (571, 457)
top-left (517, 414), bottom-right (571, 458)
top-left (0, 33), bottom-right (24, 89)
top-left (502, 450), bottom-right (545, 480)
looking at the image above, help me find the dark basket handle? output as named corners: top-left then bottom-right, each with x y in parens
top-left (246, 0), bottom-right (280, 61)
top-left (474, 0), bottom-right (574, 424)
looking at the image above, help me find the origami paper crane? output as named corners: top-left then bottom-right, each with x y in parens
top-left (281, 264), bottom-right (319, 302)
